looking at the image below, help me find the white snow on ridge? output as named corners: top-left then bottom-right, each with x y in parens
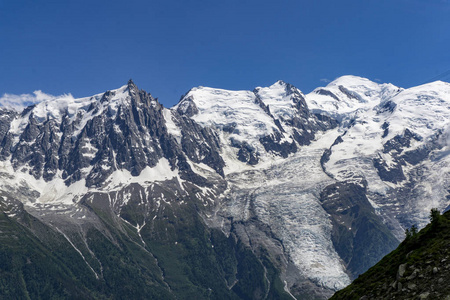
top-left (0, 156), bottom-right (177, 206)
top-left (174, 81), bottom-right (316, 171)
top-left (0, 90), bottom-right (58, 111)
top-left (32, 84), bottom-right (130, 122)
top-left (385, 81), bottom-right (450, 142)
top-left (255, 80), bottom-right (295, 120)
top-left (307, 76), bottom-right (450, 173)
top-left (323, 75), bottom-right (400, 103)
top-left (0, 159), bottom-right (89, 206)
top-left (305, 75), bottom-right (400, 121)
top-left (103, 158), bottom-right (178, 191)
top-left (6, 85), bottom-right (133, 140)
top-left (179, 86), bottom-right (278, 141)
top-left (308, 77), bottom-right (450, 229)
top-left (176, 86), bottom-right (287, 166)
top-left (162, 108), bottom-right (182, 144)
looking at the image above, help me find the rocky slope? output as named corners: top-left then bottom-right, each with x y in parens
top-left (0, 76), bottom-right (449, 299)
top-left (331, 210), bottom-right (450, 299)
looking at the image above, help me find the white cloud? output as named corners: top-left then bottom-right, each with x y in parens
top-left (0, 90), bottom-right (63, 111)
top-left (320, 78), bottom-right (330, 83)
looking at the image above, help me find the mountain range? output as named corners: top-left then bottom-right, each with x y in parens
top-left (0, 75), bottom-right (449, 299)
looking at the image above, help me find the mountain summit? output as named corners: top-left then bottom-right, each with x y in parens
top-left (0, 76), bottom-right (449, 299)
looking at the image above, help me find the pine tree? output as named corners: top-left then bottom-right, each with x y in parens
top-left (430, 208), bottom-right (441, 225)
top-left (410, 224), bottom-right (418, 236)
top-left (404, 228), bottom-right (411, 239)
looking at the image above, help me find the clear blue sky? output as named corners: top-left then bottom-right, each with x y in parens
top-left (1, 0), bottom-right (449, 107)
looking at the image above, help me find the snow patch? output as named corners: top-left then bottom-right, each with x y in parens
top-left (103, 158), bottom-right (177, 191)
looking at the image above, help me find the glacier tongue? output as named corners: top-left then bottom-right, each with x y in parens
top-left (221, 130), bottom-right (351, 290)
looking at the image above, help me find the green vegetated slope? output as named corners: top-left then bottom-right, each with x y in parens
top-left (0, 192), bottom-right (292, 299)
top-left (331, 210), bottom-right (450, 300)
top-left (85, 190), bottom-right (293, 300)
top-left (0, 213), bottom-right (94, 299)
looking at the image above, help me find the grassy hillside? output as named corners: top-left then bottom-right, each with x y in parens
top-left (0, 191), bottom-right (292, 299)
top-left (331, 209), bottom-right (450, 300)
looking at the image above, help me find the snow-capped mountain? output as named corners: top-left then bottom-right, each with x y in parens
top-left (307, 76), bottom-right (450, 234)
top-left (0, 76), bottom-right (448, 299)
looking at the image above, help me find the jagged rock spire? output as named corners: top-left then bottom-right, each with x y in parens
top-left (127, 78), bottom-right (135, 87)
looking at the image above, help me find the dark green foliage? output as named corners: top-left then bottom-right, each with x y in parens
top-left (210, 230), bottom-right (239, 286)
top-left (84, 228), bottom-right (173, 299)
top-left (331, 209), bottom-right (450, 299)
top-left (0, 189), bottom-right (292, 299)
top-left (430, 207), bottom-right (441, 226)
top-left (404, 224), bottom-right (418, 239)
top-left (140, 205), bottom-right (292, 300)
top-left (0, 211), bottom-right (98, 299)
top-left (232, 242), bottom-right (267, 299)
top-left (410, 224), bottom-right (418, 236)
top-left (404, 227), bottom-right (411, 239)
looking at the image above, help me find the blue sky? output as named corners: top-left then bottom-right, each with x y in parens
top-left (1, 0), bottom-right (449, 107)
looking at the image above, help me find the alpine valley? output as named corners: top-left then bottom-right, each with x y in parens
top-left (0, 76), bottom-right (449, 299)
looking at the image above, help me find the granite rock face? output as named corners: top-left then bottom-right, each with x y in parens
top-left (1, 81), bottom-right (217, 188)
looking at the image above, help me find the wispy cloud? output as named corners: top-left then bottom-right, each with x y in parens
top-left (0, 90), bottom-right (63, 111)
top-left (320, 78), bottom-right (330, 83)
